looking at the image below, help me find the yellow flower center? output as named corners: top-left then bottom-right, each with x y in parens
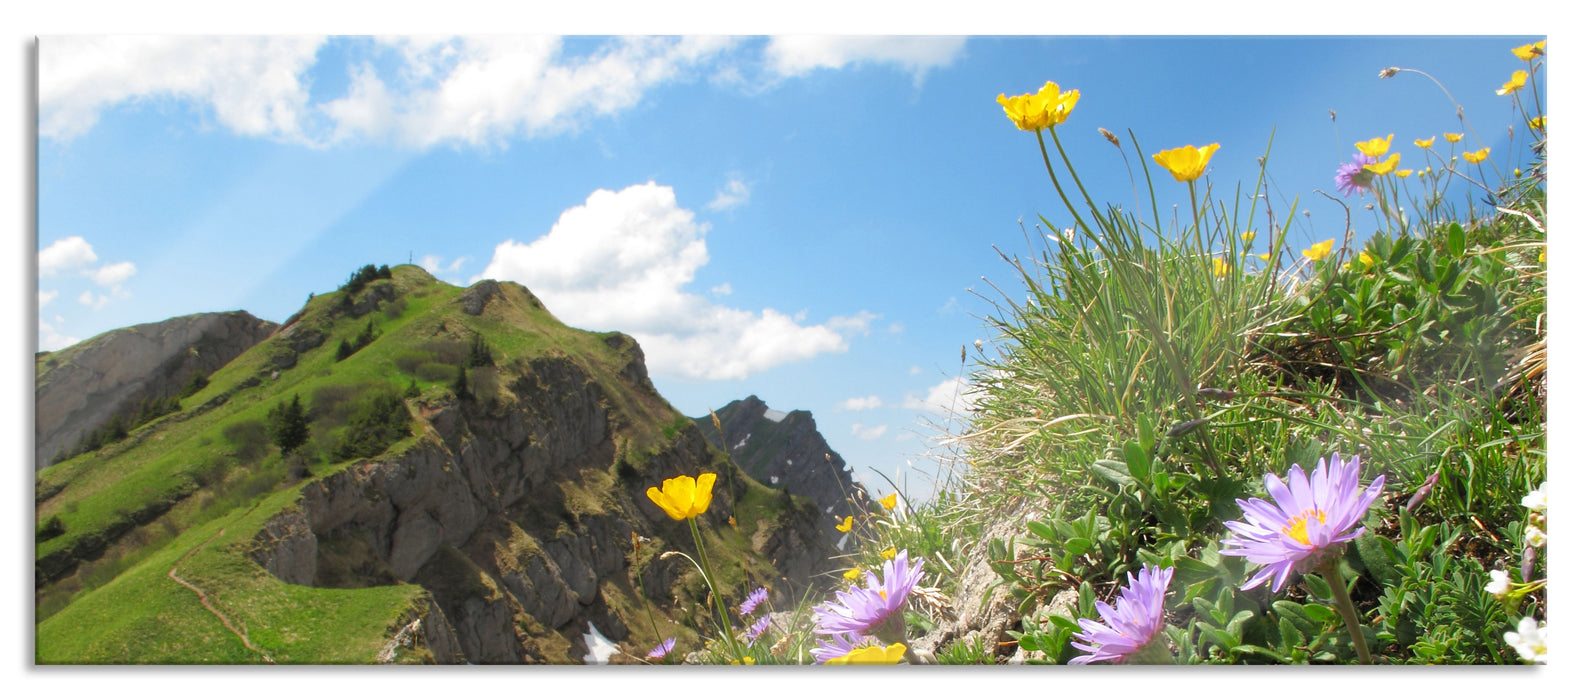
top-left (1282, 508), bottom-right (1328, 546)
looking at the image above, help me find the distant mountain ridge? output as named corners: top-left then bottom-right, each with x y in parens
top-left (33, 311), bottom-right (278, 471)
top-left (694, 395), bottom-right (869, 547)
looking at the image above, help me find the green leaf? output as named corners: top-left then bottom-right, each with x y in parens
top-left (1123, 441), bottom-right (1150, 482)
top-left (1303, 572), bottom-right (1332, 599)
top-left (1064, 537), bottom-right (1093, 557)
top-left (1447, 222), bottom-right (1466, 258)
top-left (1356, 531), bottom-right (1401, 586)
top-left (1090, 462), bottom-right (1135, 488)
top-left (1278, 616), bottom-right (1304, 652)
top-left (1026, 520), bottom-right (1057, 545)
top-left (1302, 603), bottom-right (1337, 624)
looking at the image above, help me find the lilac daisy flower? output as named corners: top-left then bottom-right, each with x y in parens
top-left (745, 614), bottom-right (773, 642)
top-left (1069, 565), bottom-right (1174, 665)
top-left (1221, 453), bottom-right (1386, 592)
top-left (1335, 153), bottom-right (1378, 196)
top-left (811, 632), bottom-right (883, 664)
top-left (646, 637), bottom-right (676, 660)
top-left (812, 549), bottom-right (924, 639)
top-left (740, 586), bottom-right (769, 617)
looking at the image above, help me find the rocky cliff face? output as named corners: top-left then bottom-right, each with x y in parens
top-left (34, 311), bottom-right (278, 471)
top-left (695, 396), bottom-right (868, 547)
top-left (243, 287), bottom-right (832, 664)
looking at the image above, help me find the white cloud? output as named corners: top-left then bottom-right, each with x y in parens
top-left (707, 177), bottom-right (751, 211)
top-left (420, 254), bottom-right (468, 274)
top-left (851, 422), bottom-right (889, 441)
top-left (78, 290), bottom-right (109, 310)
top-left (904, 376), bottom-right (976, 416)
top-left (38, 318), bottom-right (80, 352)
top-left (90, 261), bottom-right (137, 288)
top-left (840, 395), bottom-right (883, 411)
top-left (886, 321), bottom-right (905, 334)
top-left (323, 36), bottom-right (739, 149)
top-left (39, 36), bottom-right (325, 143)
top-left (710, 283), bottom-right (733, 296)
top-left (38, 236), bottom-right (97, 276)
top-left (478, 182), bottom-right (865, 381)
top-left (909, 365), bottom-right (922, 375)
top-left (764, 36), bottom-right (967, 82)
top-left (39, 290), bottom-right (58, 309)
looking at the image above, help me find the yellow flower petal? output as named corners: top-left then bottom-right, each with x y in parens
top-left (1356, 134), bottom-right (1394, 157)
top-left (880, 547), bottom-right (897, 560)
top-left (835, 516), bottom-right (853, 533)
top-left (1357, 251), bottom-right (1376, 268)
top-left (826, 643), bottom-right (909, 665)
top-left (1212, 257), bottom-right (1229, 278)
top-left (1363, 153), bottom-right (1401, 175)
top-left (1513, 41), bottom-right (1546, 61)
top-left (1444, 132), bottom-right (1464, 143)
top-left (1497, 70), bottom-right (1529, 96)
top-left (1303, 239), bottom-right (1335, 261)
top-left (844, 567), bottom-right (863, 581)
top-left (1530, 116), bottom-right (1547, 129)
top-left (879, 493), bottom-right (898, 510)
top-left (1241, 230), bottom-right (1257, 243)
top-left (1414, 136), bottom-right (1435, 149)
top-left (1465, 147), bottom-right (1491, 164)
top-left (730, 656), bottom-right (755, 665)
top-left (1395, 169), bottom-right (1413, 177)
top-left (997, 81), bottom-right (1080, 131)
top-left (646, 484), bottom-right (689, 521)
top-left (1152, 143), bottom-right (1220, 182)
top-left (1257, 253), bottom-right (1271, 261)
top-left (647, 473), bottom-right (717, 520)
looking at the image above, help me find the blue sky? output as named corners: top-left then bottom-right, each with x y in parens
top-left (32, 34), bottom-right (1547, 502)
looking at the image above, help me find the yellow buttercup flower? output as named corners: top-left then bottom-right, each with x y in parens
top-left (880, 547), bottom-right (897, 560)
top-left (1363, 153), bottom-right (1401, 175)
top-left (1539, 249), bottom-right (1546, 264)
top-left (835, 516), bottom-right (853, 533)
top-left (1355, 134), bottom-right (1394, 157)
top-left (844, 567), bottom-right (863, 581)
top-left (1303, 239), bottom-right (1334, 261)
top-left (826, 642), bottom-right (909, 665)
top-left (731, 656), bottom-right (755, 665)
top-left (996, 81), bottom-right (1079, 131)
top-left (1530, 116), bottom-right (1547, 129)
top-left (1257, 253), bottom-right (1271, 262)
top-left (1395, 169), bottom-right (1413, 177)
top-left (879, 493), bottom-right (898, 510)
top-left (1213, 257), bottom-right (1229, 278)
top-left (1414, 136), bottom-right (1435, 149)
top-left (1152, 143), bottom-right (1220, 182)
top-left (1497, 70), bottom-right (1529, 96)
top-left (1465, 147), bottom-right (1491, 164)
top-left (1444, 132), bottom-right (1464, 143)
top-left (1356, 251), bottom-right (1376, 269)
top-left (1513, 41), bottom-right (1546, 61)
top-left (1241, 230), bottom-right (1257, 244)
top-left (646, 473), bottom-right (717, 521)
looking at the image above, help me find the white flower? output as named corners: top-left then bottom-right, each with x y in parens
top-left (1485, 569), bottom-right (1512, 597)
top-left (1504, 617), bottom-right (1547, 663)
top-left (1522, 482), bottom-right (1547, 513)
top-left (1525, 524), bottom-right (1547, 549)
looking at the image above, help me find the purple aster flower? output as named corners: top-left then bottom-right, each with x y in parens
top-left (1221, 453), bottom-right (1386, 592)
top-left (740, 586), bottom-right (769, 617)
top-left (811, 632), bottom-right (883, 664)
top-left (745, 614), bottom-right (773, 642)
top-left (1335, 153), bottom-right (1378, 196)
top-left (646, 637), bottom-right (676, 659)
top-left (812, 549), bottom-right (925, 639)
top-left (1069, 565), bottom-right (1174, 665)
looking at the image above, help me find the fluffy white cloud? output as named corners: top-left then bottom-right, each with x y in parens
top-left (39, 317), bottom-right (79, 352)
top-left (38, 236), bottom-right (97, 276)
top-left (478, 182), bottom-right (866, 381)
top-left (707, 177), bottom-right (751, 211)
top-left (90, 261), bottom-right (137, 288)
top-left (840, 395), bottom-right (883, 411)
top-left (39, 290), bottom-right (58, 309)
top-left (710, 283), bottom-right (733, 296)
top-left (420, 254), bottom-right (468, 274)
top-left (904, 376), bottom-right (976, 416)
top-left (764, 36), bottom-right (967, 81)
top-left (851, 422), bottom-right (889, 441)
top-left (39, 36), bottom-right (325, 142)
top-left (78, 290), bottom-right (109, 310)
top-left (323, 36), bottom-right (739, 149)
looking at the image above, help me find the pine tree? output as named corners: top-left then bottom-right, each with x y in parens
top-left (452, 362), bottom-right (471, 401)
top-left (272, 394), bottom-right (310, 455)
top-left (468, 333), bottom-right (494, 368)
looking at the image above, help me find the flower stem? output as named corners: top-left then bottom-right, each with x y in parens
top-left (1035, 129), bottom-right (1094, 239)
top-left (689, 517), bottom-right (746, 661)
top-left (1319, 560), bottom-right (1373, 665)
